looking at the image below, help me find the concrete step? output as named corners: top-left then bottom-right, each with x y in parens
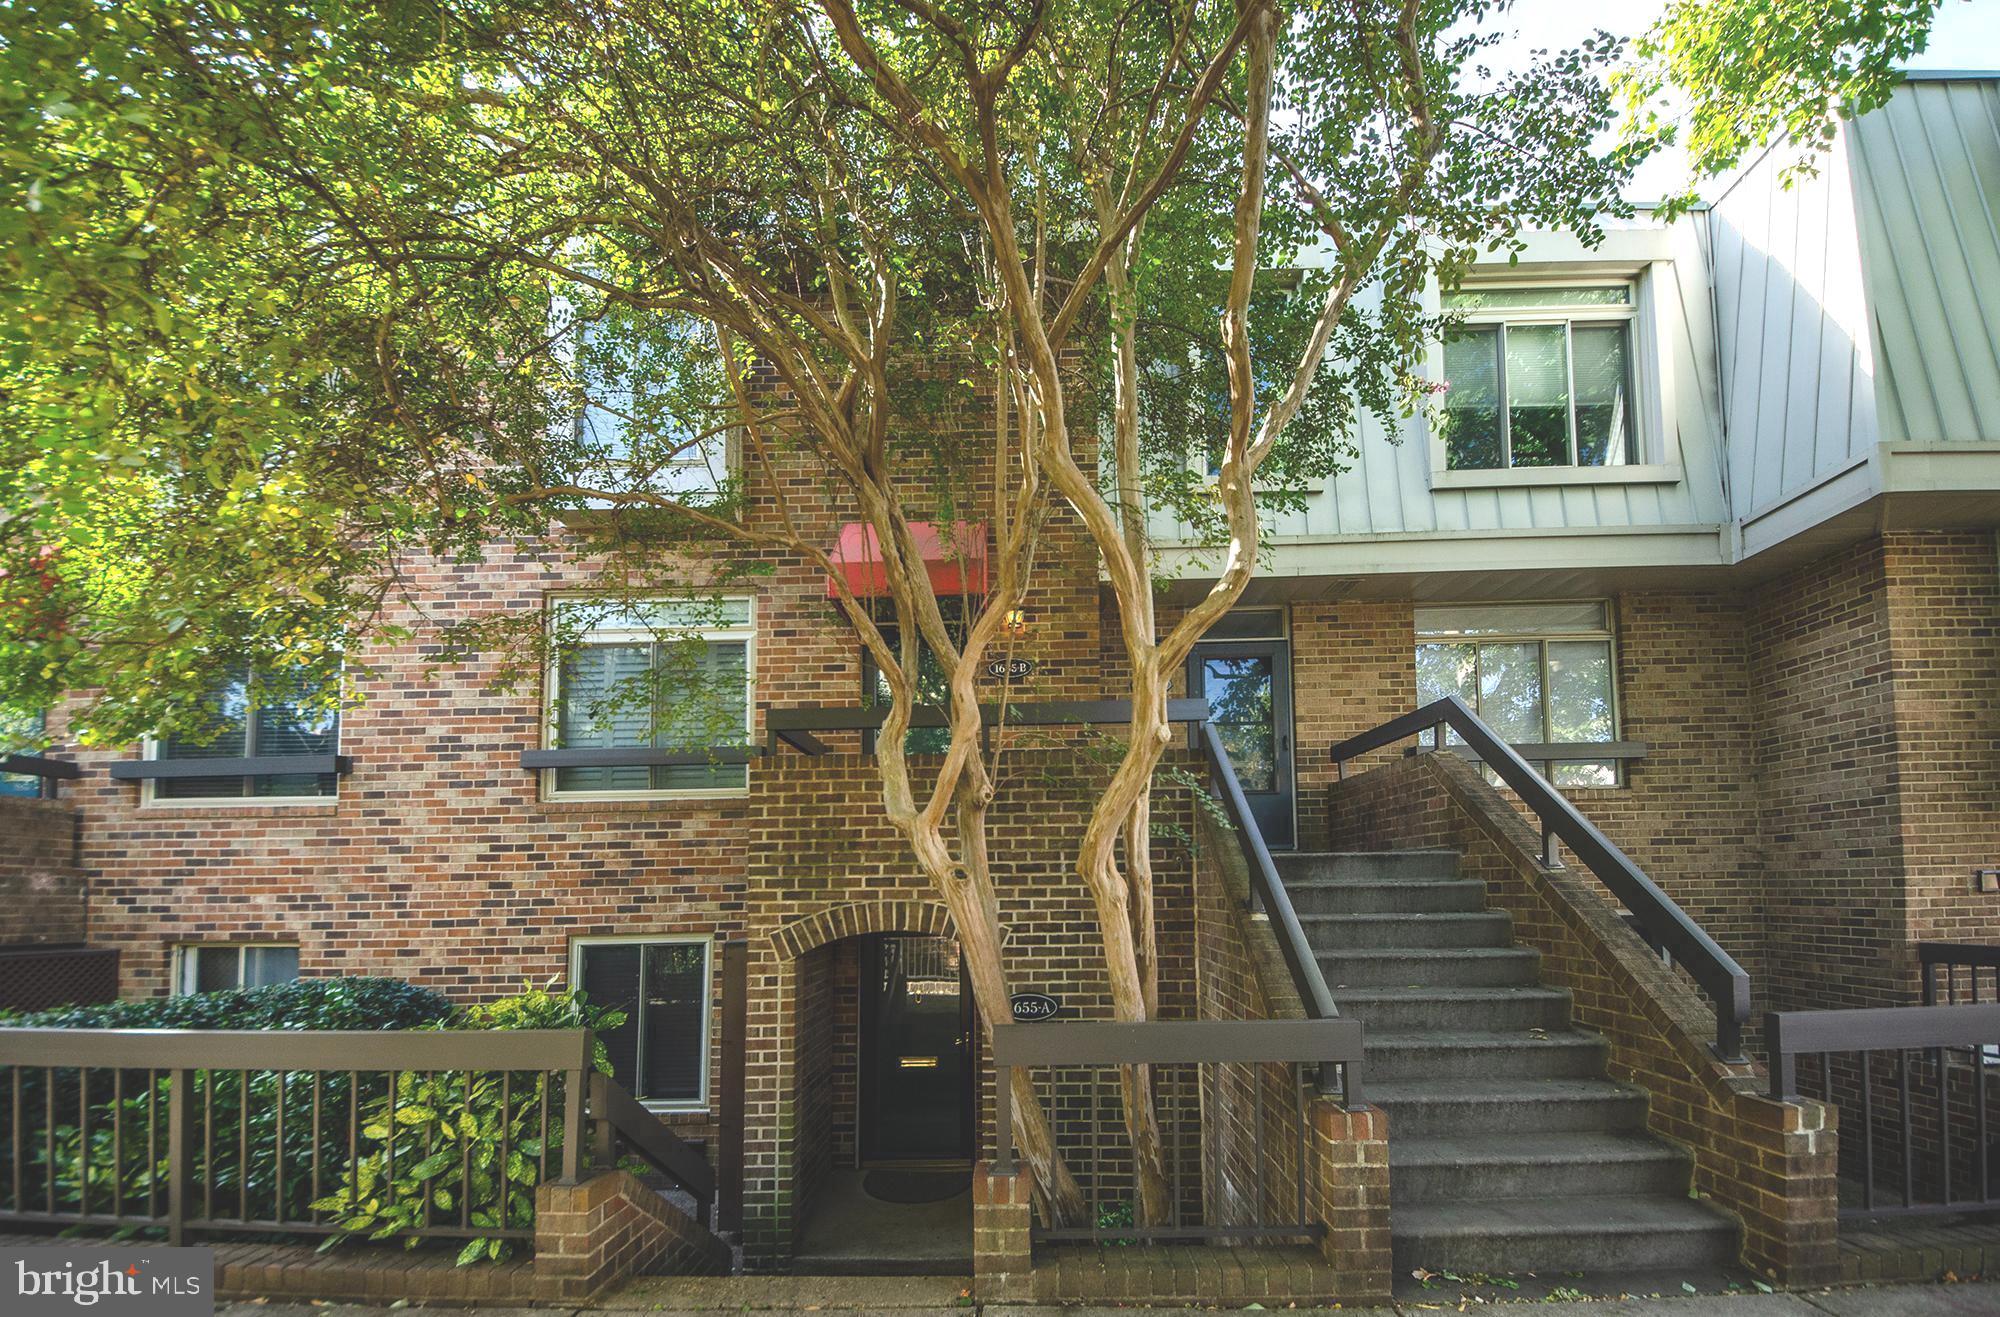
top-left (1302, 911), bottom-right (1512, 951)
top-left (1391, 1194), bottom-right (1738, 1275)
top-left (1274, 850), bottom-right (1461, 884)
top-left (1363, 1029), bottom-right (1606, 1082)
top-left (1285, 878), bottom-right (1487, 916)
top-left (1322, 947), bottom-right (1540, 989)
top-left (1328, 985), bottom-right (1570, 1033)
top-left (1390, 1131), bottom-right (1692, 1202)
top-left (1364, 1078), bottom-right (1648, 1137)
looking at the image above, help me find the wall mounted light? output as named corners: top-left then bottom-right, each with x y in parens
top-left (1004, 607), bottom-right (1029, 635)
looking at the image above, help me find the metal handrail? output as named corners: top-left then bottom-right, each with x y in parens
top-left (1920, 942), bottom-right (2000, 1005)
top-left (1330, 695), bottom-right (1751, 1061)
top-left (1195, 721), bottom-right (1348, 1098)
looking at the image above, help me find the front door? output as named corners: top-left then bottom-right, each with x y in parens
top-left (1189, 638), bottom-right (1296, 849)
top-left (859, 935), bottom-right (973, 1165)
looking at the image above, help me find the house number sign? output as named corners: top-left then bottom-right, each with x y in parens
top-left (986, 657), bottom-right (1036, 678)
top-left (1008, 992), bottom-right (1061, 1022)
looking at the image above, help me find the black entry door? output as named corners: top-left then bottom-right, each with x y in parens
top-left (859, 935), bottom-right (973, 1164)
top-left (1189, 640), bottom-right (1296, 849)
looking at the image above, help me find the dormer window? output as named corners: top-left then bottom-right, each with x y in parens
top-left (1440, 283), bottom-right (1637, 471)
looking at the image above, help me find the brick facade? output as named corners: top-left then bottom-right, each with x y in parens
top-left (0, 795), bottom-right (84, 947)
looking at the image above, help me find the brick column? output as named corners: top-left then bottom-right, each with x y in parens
top-left (972, 1161), bottom-right (1034, 1302)
top-left (533, 1168), bottom-right (731, 1303)
top-left (1309, 1100), bottom-right (1392, 1305)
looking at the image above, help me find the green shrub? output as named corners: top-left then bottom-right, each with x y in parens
top-left (0, 978), bottom-right (454, 1232)
top-left (3, 976), bottom-right (455, 1031)
top-left (309, 984), bottom-right (625, 1264)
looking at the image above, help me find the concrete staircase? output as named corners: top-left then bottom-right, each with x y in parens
top-left (1274, 849), bottom-right (1739, 1277)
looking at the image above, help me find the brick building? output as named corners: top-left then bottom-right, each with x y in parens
top-left (5, 74), bottom-right (1997, 1287)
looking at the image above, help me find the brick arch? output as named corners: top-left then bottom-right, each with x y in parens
top-left (767, 899), bottom-right (954, 960)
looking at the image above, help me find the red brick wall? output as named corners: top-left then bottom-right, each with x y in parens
top-left (0, 795), bottom-right (83, 946)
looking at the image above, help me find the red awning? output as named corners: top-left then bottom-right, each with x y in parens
top-left (826, 520), bottom-right (988, 599)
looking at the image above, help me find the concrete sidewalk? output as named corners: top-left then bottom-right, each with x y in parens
top-left (219, 1276), bottom-right (2000, 1315)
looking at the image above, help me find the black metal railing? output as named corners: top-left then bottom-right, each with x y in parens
top-left (1768, 1004), bottom-right (2000, 1218)
top-left (991, 1018), bottom-right (1363, 1245)
top-left (1329, 695), bottom-right (1751, 1061)
top-left (0, 753), bottom-right (82, 800)
top-left (1922, 942), bottom-right (2000, 1006)
top-left (0, 1026), bottom-right (715, 1245)
top-left (1195, 721), bottom-right (1348, 1098)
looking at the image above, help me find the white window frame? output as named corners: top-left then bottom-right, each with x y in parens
top-left (1415, 600), bottom-right (1625, 788)
top-left (140, 667), bottom-right (342, 809)
top-left (554, 300), bottom-right (741, 504)
top-left (1429, 272), bottom-right (1678, 488)
top-left (172, 942), bottom-right (302, 996)
top-left (568, 934), bottom-right (713, 1113)
top-left (541, 596), bottom-right (756, 802)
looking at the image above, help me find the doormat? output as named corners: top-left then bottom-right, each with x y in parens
top-left (861, 1168), bottom-right (969, 1204)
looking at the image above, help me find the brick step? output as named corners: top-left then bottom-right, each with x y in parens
top-left (1284, 878), bottom-right (1487, 916)
top-left (1390, 1131), bottom-right (1692, 1201)
top-left (1362, 1029), bottom-right (1606, 1082)
top-left (1273, 850), bottom-right (1461, 884)
top-left (1364, 1078), bottom-right (1649, 1137)
top-left (1301, 911), bottom-right (1512, 951)
top-left (1391, 1194), bottom-right (1738, 1275)
top-left (1321, 946), bottom-right (1541, 989)
top-left (1328, 985), bottom-right (1570, 1033)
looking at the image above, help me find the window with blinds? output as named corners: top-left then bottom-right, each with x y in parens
top-left (151, 665), bottom-right (339, 801)
top-left (574, 939), bottom-right (710, 1107)
top-left (546, 598), bottom-right (754, 797)
top-left (1440, 284), bottom-right (1638, 471)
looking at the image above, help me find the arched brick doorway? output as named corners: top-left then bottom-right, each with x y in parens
top-left (759, 900), bottom-right (974, 1272)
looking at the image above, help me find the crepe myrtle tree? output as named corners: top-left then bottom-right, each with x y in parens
top-left (4, 0), bottom-right (1929, 1225)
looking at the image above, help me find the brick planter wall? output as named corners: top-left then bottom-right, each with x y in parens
top-left (1327, 753), bottom-right (1840, 1286)
top-left (534, 1169), bottom-right (731, 1302)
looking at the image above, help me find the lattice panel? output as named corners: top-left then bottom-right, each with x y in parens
top-left (0, 945), bottom-right (119, 1012)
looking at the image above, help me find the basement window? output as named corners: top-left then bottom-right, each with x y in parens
top-left (1415, 602), bottom-right (1621, 787)
top-left (173, 944), bottom-right (301, 996)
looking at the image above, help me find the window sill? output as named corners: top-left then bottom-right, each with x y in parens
top-left (140, 797), bottom-right (340, 811)
top-left (537, 791), bottom-right (750, 809)
top-left (1430, 464), bottom-right (1683, 490)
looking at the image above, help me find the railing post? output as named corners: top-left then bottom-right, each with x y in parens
top-left (560, 1067), bottom-right (587, 1184)
top-left (1765, 1012), bottom-right (1792, 1099)
top-left (1541, 823), bottom-right (1561, 869)
top-left (589, 1072), bottom-right (615, 1167)
top-left (993, 1063), bottom-right (1015, 1174)
top-left (167, 1068), bottom-right (192, 1247)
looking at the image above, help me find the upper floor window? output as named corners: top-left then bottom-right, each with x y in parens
top-left (859, 598), bottom-right (974, 756)
top-left (151, 667), bottom-right (339, 802)
top-left (568, 309), bottom-right (735, 500)
top-left (1415, 601), bottom-right (1620, 787)
top-left (546, 599), bottom-right (754, 798)
top-left (174, 943), bottom-right (300, 995)
top-left (1441, 284), bottom-right (1636, 471)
